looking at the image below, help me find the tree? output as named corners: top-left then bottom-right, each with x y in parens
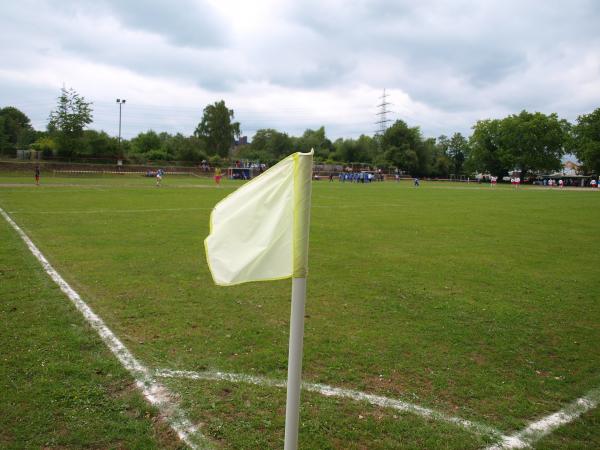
top-left (437, 135), bottom-right (449, 154)
top-left (469, 112), bottom-right (568, 179)
top-left (127, 130), bottom-right (168, 162)
top-left (194, 100), bottom-right (240, 157)
top-left (333, 138), bottom-right (361, 163)
top-left (47, 87), bottom-right (93, 157)
top-left (499, 111), bottom-right (568, 180)
top-left (31, 136), bottom-right (57, 158)
top-left (235, 146), bottom-right (276, 165)
top-left (417, 137), bottom-right (434, 176)
top-left (81, 130), bottom-right (119, 158)
top-left (292, 127), bottom-right (333, 160)
top-left (0, 106), bottom-right (35, 155)
top-left (250, 129), bottom-right (292, 159)
top-left (331, 135), bottom-right (379, 164)
top-left (468, 119), bottom-right (511, 177)
top-left (382, 120), bottom-right (427, 175)
top-left (447, 132), bottom-right (469, 175)
top-left (572, 107), bottom-right (600, 174)
top-left (429, 137), bottom-right (451, 177)
top-left (0, 118), bottom-right (8, 154)
top-left (130, 130), bottom-right (162, 154)
top-left (357, 134), bottom-right (380, 163)
top-left (164, 134), bottom-right (207, 162)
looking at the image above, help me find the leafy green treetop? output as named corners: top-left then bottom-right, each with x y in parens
top-left (447, 132), bottom-right (469, 176)
top-left (250, 128), bottom-right (292, 159)
top-left (499, 110), bottom-right (568, 179)
top-left (469, 119), bottom-right (508, 177)
top-left (572, 107), bottom-right (600, 174)
top-left (194, 100), bottom-right (240, 157)
top-left (0, 106), bottom-right (36, 154)
top-left (382, 120), bottom-right (426, 176)
top-left (48, 87), bottom-right (93, 137)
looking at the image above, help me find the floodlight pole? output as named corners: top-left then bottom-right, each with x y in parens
top-left (116, 99), bottom-right (126, 157)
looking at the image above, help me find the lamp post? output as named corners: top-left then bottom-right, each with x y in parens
top-left (116, 98), bottom-right (126, 157)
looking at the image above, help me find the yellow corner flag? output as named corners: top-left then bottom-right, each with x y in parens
top-left (204, 150), bottom-right (314, 286)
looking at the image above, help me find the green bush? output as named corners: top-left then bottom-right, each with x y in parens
top-left (31, 137), bottom-right (57, 156)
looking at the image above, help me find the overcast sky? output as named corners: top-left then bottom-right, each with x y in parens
top-left (1, 0), bottom-right (599, 141)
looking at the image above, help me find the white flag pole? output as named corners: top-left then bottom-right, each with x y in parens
top-left (284, 150), bottom-right (313, 450)
top-left (205, 149), bottom-right (313, 447)
top-left (284, 277), bottom-right (307, 450)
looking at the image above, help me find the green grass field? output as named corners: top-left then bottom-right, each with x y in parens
top-left (1, 172), bottom-right (599, 449)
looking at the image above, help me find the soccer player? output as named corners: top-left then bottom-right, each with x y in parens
top-left (34, 165), bottom-right (40, 186)
top-left (156, 168), bottom-right (163, 187)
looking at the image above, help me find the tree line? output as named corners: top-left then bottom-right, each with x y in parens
top-left (1, 87), bottom-right (599, 177)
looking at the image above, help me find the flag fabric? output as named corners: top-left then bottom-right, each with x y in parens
top-left (204, 150), bottom-right (313, 286)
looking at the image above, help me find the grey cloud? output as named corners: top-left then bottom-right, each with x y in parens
top-left (2, 0), bottom-right (600, 140)
top-left (266, 59), bottom-right (356, 89)
top-left (61, 36), bottom-right (241, 92)
top-left (0, 2), bottom-right (237, 92)
top-left (281, 0), bottom-right (599, 106)
top-left (72, 0), bottom-right (228, 49)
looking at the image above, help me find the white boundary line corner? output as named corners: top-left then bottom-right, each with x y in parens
top-left (154, 368), bottom-right (508, 442)
top-left (4, 204), bottom-right (599, 450)
top-left (0, 207), bottom-right (210, 450)
top-left (486, 387), bottom-right (600, 449)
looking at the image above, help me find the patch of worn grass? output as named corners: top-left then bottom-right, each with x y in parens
top-left (1, 175), bottom-right (599, 448)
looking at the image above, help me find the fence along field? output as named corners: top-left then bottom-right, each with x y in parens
top-left (1, 174), bottom-right (599, 449)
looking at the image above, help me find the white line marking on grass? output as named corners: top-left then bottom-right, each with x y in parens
top-left (155, 368), bottom-right (507, 441)
top-left (0, 207), bottom-right (210, 450)
top-left (486, 387), bottom-right (600, 449)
